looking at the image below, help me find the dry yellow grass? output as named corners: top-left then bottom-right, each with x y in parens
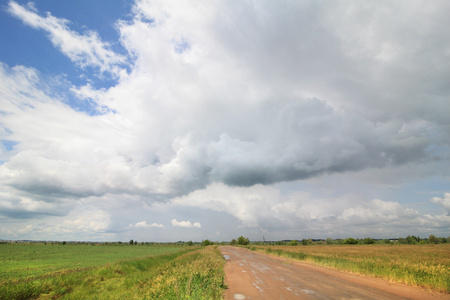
top-left (252, 244), bottom-right (450, 293)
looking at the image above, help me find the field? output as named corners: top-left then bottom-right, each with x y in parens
top-left (0, 243), bottom-right (225, 299)
top-left (3, 242), bottom-right (449, 298)
top-left (250, 244), bottom-right (450, 293)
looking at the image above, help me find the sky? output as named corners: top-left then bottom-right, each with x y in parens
top-left (0, 0), bottom-right (449, 242)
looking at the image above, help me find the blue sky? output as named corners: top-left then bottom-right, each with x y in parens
top-left (0, 0), bottom-right (449, 242)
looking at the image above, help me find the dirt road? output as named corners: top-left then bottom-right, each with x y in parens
top-left (219, 246), bottom-right (447, 300)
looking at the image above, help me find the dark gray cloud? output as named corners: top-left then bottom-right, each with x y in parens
top-left (1, 0), bottom-right (449, 240)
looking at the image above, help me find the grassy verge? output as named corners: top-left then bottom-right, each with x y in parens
top-left (249, 244), bottom-right (449, 293)
top-left (0, 245), bottom-right (226, 299)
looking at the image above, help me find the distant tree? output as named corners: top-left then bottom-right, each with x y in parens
top-left (405, 235), bottom-right (418, 245)
top-left (397, 238), bottom-right (408, 244)
top-left (230, 239), bottom-right (237, 246)
top-left (301, 239), bottom-right (308, 246)
top-left (363, 237), bottom-right (375, 244)
top-left (237, 236), bottom-right (249, 245)
top-left (187, 241), bottom-right (194, 246)
top-left (428, 234), bottom-right (440, 244)
top-left (201, 239), bottom-right (213, 246)
top-left (62, 241), bottom-right (66, 245)
top-left (289, 240), bottom-right (298, 246)
top-left (129, 239), bottom-right (134, 245)
top-left (326, 238), bottom-right (333, 245)
top-left (344, 238), bottom-right (358, 245)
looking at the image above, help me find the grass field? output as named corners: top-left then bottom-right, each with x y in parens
top-left (0, 244), bottom-right (225, 299)
top-left (250, 244), bottom-right (450, 293)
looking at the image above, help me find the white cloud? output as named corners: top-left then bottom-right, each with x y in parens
top-left (338, 199), bottom-right (419, 225)
top-left (171, 182), bottom-right (450, 238)
top-left (129, 221), bottom-right (164, 228)
top-left (61, 209), bottom-right (111, 233)
top-left (171, 219), bottom-right (201, 228)
top-left (431, 193), bottom-right (450, 215)
top-left (7, 1), bottom-right (126, 74)
top-left (1, 1), bottom-right (450, 241)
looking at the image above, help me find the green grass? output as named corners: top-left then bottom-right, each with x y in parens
top-left (0, 244), bottom-right (226, 299)
top-left (0, 243), bottom-right (183, 282)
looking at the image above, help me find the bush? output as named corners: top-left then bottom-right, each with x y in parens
top-left (230, 239), bottom-right (237, 246)
top-left (289, 240), bottom-right (298, 246)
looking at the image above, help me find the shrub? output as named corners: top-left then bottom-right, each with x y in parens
top-left (289, 240), bottom-right (298, 246)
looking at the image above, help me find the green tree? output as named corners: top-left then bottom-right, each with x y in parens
top-left (187, 241), bottom-right (194, 246)
top-left (344, 238), bottom-right (358, 244)
top-left (428, 234), bottom-right (440, 244)
top-left (237, 236), bottom-right (249, 245)
top-left (363, 237), bottom-right (375, 244)
top-left (201, 239), bottom-right (213, 246)
top-left (289, 240), bottom-right (298, 246)
top-left (230, 239), bottom-right (237, 246)
top-left (129, 239), bottom-right (134, 245)
top-left (405, 235), bottom-right (417, 245)
top-left (326, 238), bottom-right (333, 245)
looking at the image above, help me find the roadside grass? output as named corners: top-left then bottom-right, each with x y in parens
top-left (0, 244), bottom-right (226, 299)
top-left (250, 244), bottom-right (450, 293)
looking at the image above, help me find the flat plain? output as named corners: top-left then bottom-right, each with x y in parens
top-left (0, 243), bottom-right (225, 299)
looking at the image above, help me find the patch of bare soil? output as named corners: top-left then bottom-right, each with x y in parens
top-left (219, 246), bottom-right (448, 300)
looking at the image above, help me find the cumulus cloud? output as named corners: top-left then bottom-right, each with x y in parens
top-left (431, 193), bottom-right (450, 215)
top-left (129, 221), bottom-right (164, 228)
top-left (338, 199), bottom-right (419, 225)
top-left (7, 1), bottom-right (126, 74)
top-left (171, 182), bottom-right (450, 238)
top-left (1, 0), bottom-right (450, 240)
top-left (0, 187), bottom-right (68, 219)
top-left (2, 1), bottom-right (449, 201)
top-left (171, 219), bottom-right (201, 228)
